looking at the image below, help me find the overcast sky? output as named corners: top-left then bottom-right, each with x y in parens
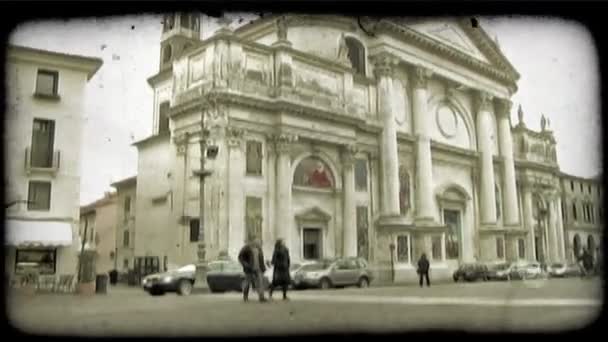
top-left (9, 15), bottom-right (602, 205)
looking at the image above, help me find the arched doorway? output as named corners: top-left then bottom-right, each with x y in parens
top-left (573, 234), bottom-right (581, 260)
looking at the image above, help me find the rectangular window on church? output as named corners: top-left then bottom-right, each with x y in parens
top-left (431, 235), bottom-right (442, 261)
top-left (246, 141), bottom-right (263, 176)
top-left (496, 237), bottom-right (504, 259)
top-left (158, 102), bottom-right (170, 135)
top-left (396, 235), bottom-right (410, 263)
top-left (245, 197), bottom-right (263, 244)
top-left (356, 206), bottom-right (369, 260)
top-left (518, 239), bottom-right (525, 259)
top-left (354, 159), bottom-right (368, 191)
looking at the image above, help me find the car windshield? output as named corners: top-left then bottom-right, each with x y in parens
top-left (290, 263), bottom-right (301, 271)
top-left (551, 263), bottom-right (564, 268)
top-left (177, 264), bottom-right (195, 272)
top-left (493, 263), bottom-right (510, 270)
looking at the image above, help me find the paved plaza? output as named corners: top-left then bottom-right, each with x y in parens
top-left (7, 277), bottom-right (602, 336)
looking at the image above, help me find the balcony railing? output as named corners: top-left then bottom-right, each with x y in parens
top-left (171, 35), bottom-right (377, 121)
top-left (25, 147), bottom-right (60, 175)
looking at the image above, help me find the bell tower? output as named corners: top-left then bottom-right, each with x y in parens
top-left (160, 12), bottom-right (201, 71)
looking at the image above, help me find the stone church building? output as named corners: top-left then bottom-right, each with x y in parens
top-left (132, 14), bottom-right (602, 281)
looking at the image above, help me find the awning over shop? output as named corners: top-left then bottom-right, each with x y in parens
top-left (4, 219), bottom-right (73, 247)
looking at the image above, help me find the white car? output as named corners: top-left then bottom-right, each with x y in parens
top-left (264, 261), bottom-right (315, 288)
top-left (509, 261), bottom-right (544, 280)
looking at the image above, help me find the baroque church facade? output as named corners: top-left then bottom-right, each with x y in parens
top-left (133, 14), bottom-right (602, 281)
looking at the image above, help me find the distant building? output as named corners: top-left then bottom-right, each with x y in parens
top-left (4, 45), bottom-right (102, 279)
top-left (79, 192), bottom-right (118, 274)
top-left (559, 173), bottom-right (603, 263)
top-left (132, 14), bottom-right (602, 282)
top-left (110, 176), bottom-right (137, 272)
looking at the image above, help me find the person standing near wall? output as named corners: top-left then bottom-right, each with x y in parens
top-left (417, 253), bottom-right (430, 287)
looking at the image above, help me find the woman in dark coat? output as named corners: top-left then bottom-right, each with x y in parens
top-left (269, 239), bottom-right (291, 300)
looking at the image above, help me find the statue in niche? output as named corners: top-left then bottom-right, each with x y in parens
top-left (336, 33), bottom-right (351, 66)
top-left (399, 165), bottom-right (411, 215)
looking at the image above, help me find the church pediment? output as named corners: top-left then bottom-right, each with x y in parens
top-left (409, 21), bottom-right (491, 64)
top-left (295, 206), bottom-right (332, 222)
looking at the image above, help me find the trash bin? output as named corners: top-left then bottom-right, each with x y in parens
top-left (109, 270), bottom-right (118, 285)
top-left (95, 274), bottom-right (108, 294)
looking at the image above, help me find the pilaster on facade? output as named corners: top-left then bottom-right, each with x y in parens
top-left (271, 133), bottom-right (299, 251)
top-left (341, 144), bottom-right (358, 257)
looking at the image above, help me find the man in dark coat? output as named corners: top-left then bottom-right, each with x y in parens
top-left (269, 239), bottom-right (291, 300)
top-left (417, 253), bottom-right (430, 287)
top-left (238, 238), bottom-right (267, 302)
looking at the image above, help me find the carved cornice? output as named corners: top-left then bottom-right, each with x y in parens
top-left (494, 98), bottom-right (512, 119)
top-left (474, 91), bottom-right (493, 113)
top-left (411, 65), bottom-right (432, 89)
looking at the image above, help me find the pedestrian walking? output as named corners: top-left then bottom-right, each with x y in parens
top-left (238, 238), bottom-right (267, 302)
top-left (417, 253), bottom-right (430, 287)
top-left (268, 239), bottom-right (291, 301)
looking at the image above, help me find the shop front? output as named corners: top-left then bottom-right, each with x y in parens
top-left (5, 219), bottom-right (75, 285)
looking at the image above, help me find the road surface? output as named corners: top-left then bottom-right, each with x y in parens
top-left (7, 277), bottom-right (602, 336)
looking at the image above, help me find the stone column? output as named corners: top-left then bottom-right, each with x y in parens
top-left (522, 186), bottom-right (536, 260)
top-left (372, 53), bottom-right (400, 216)
top-left (227, 127), bottom-right (245, 259)
top-left (342, 144), bottom-right (358, 257)
top-left (475, 91), bottom-right (497, 224)
top-left (274, 133), bottom-right (298, 252)
top-left (411, 66), bottom-right (435, 222)
top-left (555, 196), bottom-right (566, 260)
top-left (495, 98), bottom-right (519, 226)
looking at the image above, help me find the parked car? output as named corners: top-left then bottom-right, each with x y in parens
top-left (206, 260), bottom-right (270, 293)
top-left (508, 261), bottom-right (544, 280)
top-left (292, 257), bottom-right (373, 290)
top-left (142, 264), bottom-right (198, 296)
top-left (486, 262), bottom-right (513, 281)
top-left (453, 263), bottom-right (490, 282)
top-left (264, 261), bottom-right (316, 289)
top-left (547, 263), bottom-right (582, 278)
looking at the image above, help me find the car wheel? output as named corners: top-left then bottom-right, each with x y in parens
top-left (357, 277), bottom-right (369, 288)
top-left (320, 278), bottom-right (332, 290)
top-left (177, 279), bottom-right (193, 296)
top-left (453, 275), bottom-right (459, 282)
